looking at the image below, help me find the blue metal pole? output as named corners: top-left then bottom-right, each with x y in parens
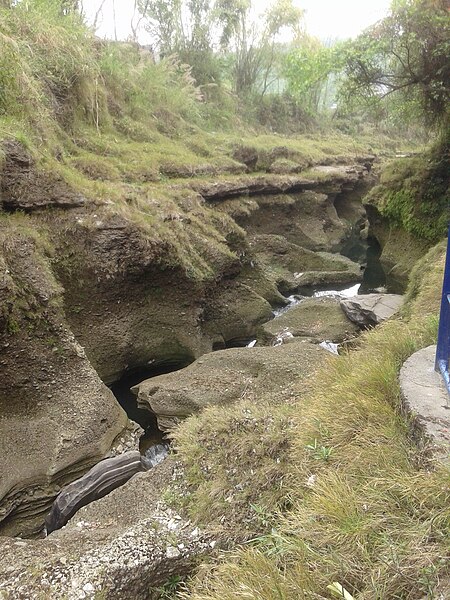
top-left (435, 225), bottom-right (450, 394)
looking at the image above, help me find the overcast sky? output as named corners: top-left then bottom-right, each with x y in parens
top-left (83, 0), bottom-right (392, 44)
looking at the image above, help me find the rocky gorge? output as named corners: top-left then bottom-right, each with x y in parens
top-left (0, 140), bottom-right (415, 597)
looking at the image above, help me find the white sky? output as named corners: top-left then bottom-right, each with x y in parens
top-left (82, 0), bottom-right (392, 43)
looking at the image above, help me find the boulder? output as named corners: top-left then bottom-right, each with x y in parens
top-left (261, 297), bottom-right (360, 345)
top-left (340, 293), bottom-right (403, 327)
top-left (133, 343), bottom-right (326, 431)
top-left (202, 282), bottom-right (273, 347)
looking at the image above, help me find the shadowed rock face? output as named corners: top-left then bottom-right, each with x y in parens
top-left (45, 451), bottom-right (145, 535)
top-left (246, 234), bottom-right (362, 294)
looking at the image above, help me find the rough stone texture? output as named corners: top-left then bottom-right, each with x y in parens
top-left (247, 234), bottom-right (362, 294)
top-left (400, 345), bottom-right (450, 463)
top-left (231, 190), bottom-right (348, 252)
top-left (0, 151), bottom-right (375, 538)
top-left (214, 163), bottom-right (373, 254)
top-left (0, 141), bottom-right (86, 211)
top-left (261, 297), bottom-right (360, 345)
top-left (0, 226), bottom-right (129, 538)
top-left (202, 281), bottom-right (273, 347)
top-left (192, 164), bottom-right (371, 203)
top-left (340, 293), bottom-right (403, 327)
top-left (50, 208), bottom-right (237, 383)
top-left (192, 174), bottom-right (319, 201)
top-left (0, 461), bottom-right (215, 600)
top-left (134, 343), bottom-right (326, 431)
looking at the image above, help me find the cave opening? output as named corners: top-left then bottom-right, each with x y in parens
top-left (109, 361), bottom-right (190, 453)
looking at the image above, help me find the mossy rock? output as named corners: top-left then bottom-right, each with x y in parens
top-left (260, 297), bottom-right (360, 344)
top-left (268, 157), bottom-right (303, 174)
top-left (248, 234), bottom-right (362, 293)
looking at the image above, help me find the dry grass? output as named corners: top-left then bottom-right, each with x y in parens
top-left (174, 243), bottom-right (450, 599)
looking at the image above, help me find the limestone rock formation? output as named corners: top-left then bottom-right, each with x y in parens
top-left (0, 143), bottom-right (375, 539)
top-left (340, 293), bottom-right (403, 327)
top-left (0, 225), bottom-right (129, 538)
top-left (134, 343), bottom-right (326, 431)
top-left (261, 297), bottom-right (360, 344)
top-left (246, 234), bottom-right (362, 293)
top-left (202, 281), bottom-right (273, 348)
top-left (0, 461), bottom-right (214, 599)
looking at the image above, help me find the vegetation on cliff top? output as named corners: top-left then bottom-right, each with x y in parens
top-left (366, 131), bottom-right (449, 244)
top-left (0, 0), bottom-right (449, 596)
top-left (0, 0), bottom-right (419, 287)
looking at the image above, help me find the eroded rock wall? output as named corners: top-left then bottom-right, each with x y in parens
top-left (0, 142), bottom-right (375, 538)
top-left (0, 223), bottom-right (128, 537)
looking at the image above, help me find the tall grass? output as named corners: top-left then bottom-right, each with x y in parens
top-left (0, 0), bottom-right (206, 147)
top-left (175, 243), bottom-right (450, 599)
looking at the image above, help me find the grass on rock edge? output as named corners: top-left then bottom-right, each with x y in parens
top-left (172, 242), bottom-right (450, 600)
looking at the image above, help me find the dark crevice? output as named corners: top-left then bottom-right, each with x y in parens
top-left (108, 361), bottom-right (191, 452)
top-left (359, 236), bottom-right (387, 293)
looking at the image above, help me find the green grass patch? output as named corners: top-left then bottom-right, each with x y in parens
top-left (175, 242), bottom-right (449, 599)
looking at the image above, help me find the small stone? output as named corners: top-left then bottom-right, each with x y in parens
top-left (83, 583), bottom-right (94, 593)
top-left (166, 546), bottom-right (181, 559)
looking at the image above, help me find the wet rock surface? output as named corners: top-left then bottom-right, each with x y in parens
top-left (45, 451), bottom-right (146, 535)
top-left (340, 293), bottom-right (403, 327)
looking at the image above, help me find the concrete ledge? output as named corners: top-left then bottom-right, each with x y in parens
top-left (400, 345), bottom-right (450, 464)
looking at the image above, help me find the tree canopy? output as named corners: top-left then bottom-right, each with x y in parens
top-left (338, 0), bottom-right (450, 126)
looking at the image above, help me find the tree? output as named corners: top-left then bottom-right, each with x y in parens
top-left (338, 0), bottom-right (450, 126)
top-left (137, 0), bottom-right (220, 84)
top-left (284, 36), bottom-right (338, 113)
top-left (215, 0), bottom-right (303, 96)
